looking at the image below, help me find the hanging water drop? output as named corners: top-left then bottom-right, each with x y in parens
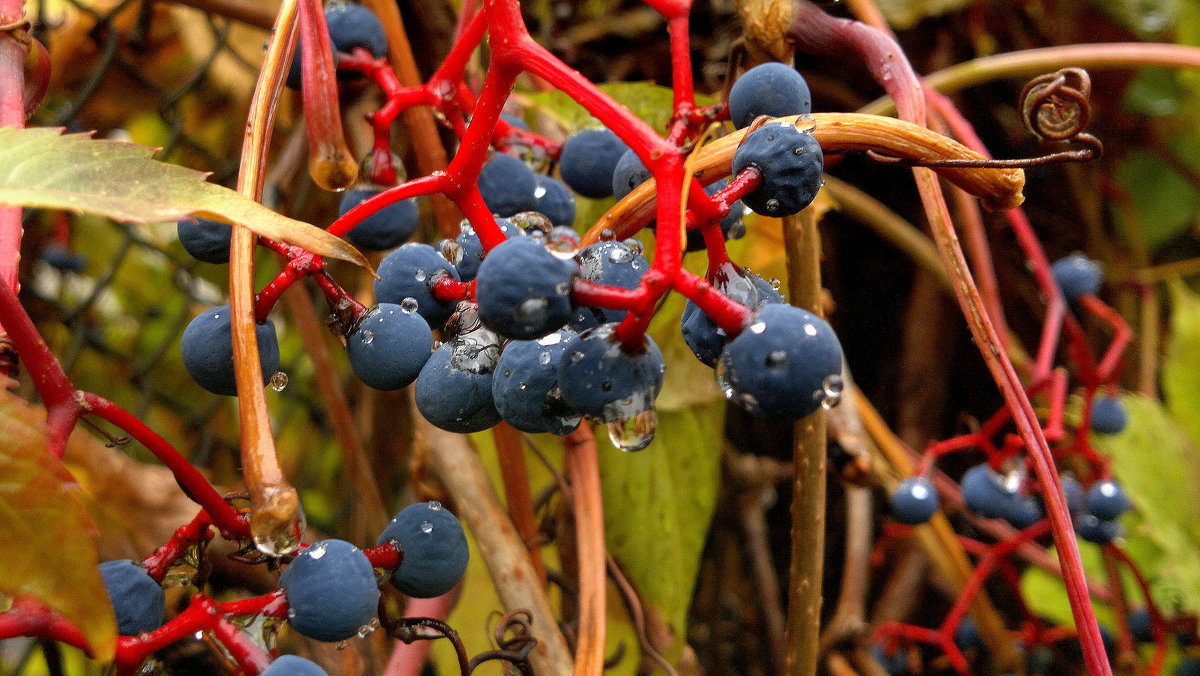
top-left (428, 500), bottom-right (442, 510)
top-left (359, 330), bottom-right (374, 345)
top-left (607, 408), bottom-right (658, 452)
top-left (437, 239), bottom-right (464, 264)
top-left (622, 238), bottom-right (643, 255)
top-left (599, 228), bottom-right (616, 241)
top-left (821, 373), bottom-right (844, 409)
top-left (270, 371), bottom-right (289, 392)
top-left (400, 297), bottom-right (420, 314)
top-left (420, 520), bottom-right (434, 534)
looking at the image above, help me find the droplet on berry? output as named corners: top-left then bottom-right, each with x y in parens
top-left (607, 407), bottom-right (657, 452)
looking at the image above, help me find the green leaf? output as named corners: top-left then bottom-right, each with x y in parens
top-left (1163, 281), bottom-right (1200, 444)
top-left (0, 389), bottom-right (116, 662)
top-left (1114, 149), bottom-right (1200, 254)
top-left (1090, 394), bottom-right (1200, 615)
top-left (527, 82), bottom-right (716, 135)
top-left (597, 402), bottom-right (724, 646)
top-left (0, 127), bottom-right (369, 268)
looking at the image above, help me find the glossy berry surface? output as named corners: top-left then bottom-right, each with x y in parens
top-left (717, 303), bottom-right (841, 419)
top-left (558, 323), bottom-right (664, 422)
top-left (558, 128), bottom-right (629, 198)
top-left (1051, 253), bottom-right (1103, 303)
top-left (493, 330), bottom-right (581, 434)
top-left (954, 617), bottom-right (984, 651)
top-left (1089, 395), bottom-right (1128, 434)
top-left (280, 539), bottom-right (380, 643)
top-left (1075, 513), bottom-right (1121, 543)
top-left (99, 560), bottom-right (165, 636)
top-left (378, 501), bottom-right (469, 598)
top-left (1061, 474), bottom-right (1086, 514)
top-left (453, 219), bottom-right (522, 282)
top-left (728, 62), bottom-right (812, 128)
top-left (890, 477), bottom-right (938, 525)
top-left (1085, 479), bottom-right (1130, 520)
top-left (414, 335), bottom-right (502, 433)
top-left (177, 217), bottom-right (232, 264)
top-left (476, 237), bottom-right (579, 340)
top-left (732, 121), bottom-right (823, 218)
top-left (611, 149), bottom-right (651, 201)
top-left (347, 303), bottom-right (433, 390)
top-left (1005, 495), bottom-right (1044, 529)
top-left (181, 305), bottom-right (280, 396)
top-left (263, 655), bottom-right (329, 676)
top-left (533, 174), bottom-right (576, 226)
top-left (570, 241), bottom-right (649, 330)
top-left (959, 464), bottom-right (1017, 520)
top-left (375, 243), bottom-right (461, 329)
top-left (681, 266), bottom-right (781, 367)
top-left (337, 188), bottom-right (419, 251)
top-left (478, 153), bottom-right (538, 217)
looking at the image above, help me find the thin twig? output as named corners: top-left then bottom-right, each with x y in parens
top-left (564, 424), bottom-right (606, 676)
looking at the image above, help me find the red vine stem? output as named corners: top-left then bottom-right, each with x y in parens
top-left (0, 0), bottom-right (24, 298)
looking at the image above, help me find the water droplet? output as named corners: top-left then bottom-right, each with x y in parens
top-left (769, 278), bottom-right (781, 290)
top-left (804, 323), bottom-right (818, 337)
top-left (599, 228), bottom-right (616, 241)
top-left (356, 624), bottom-right (375, 639)
top-left (400, 297), bottom-right (419, 314)
top-left (288, 608), bottom-right (297, 619)
top-left (606, 246), bottom-right (632, 264)
top-left (622, 238), bottom-right (643, 255)
top-left (270, 371), bottom-right (289, 391)
top-left (519, 382), bottom-right (527, 390)
top-left (420, 520), bottom-right (433, 534)
top-left (739, 392), bottom-right (759, 409)
top-left (749, 321), bottom-right (767, 334)
top-left (336, 640), bottom-right (348, 651)
top-left (607, 408), bottom-right (658, 452)
top-left (428, 500), bottom-right (442, 510)
top-left (822, 374), bottom-right (844, 409)
top-left (570, 351), bottom-right (585, 363)
top-left (414, 269), bottom-right (427, 282)
top-left (437, 239), bottom-right (464, 264)
top-left (539, 351), bottom-right (552, 365)
top-left (792, 146), bottom-right (805, 155)
top-left (765, 350), bottom-right (789, 370)
top-left (765, 198), bottom-right (781, 213)
top-left (359, 330), bottom-right (375, 345)
top-left (308, 542), bottom-right (328, 559)
top-left (538, 333), bottom-right (563, 346)
top-left (547, 226), bottom-right (580, 259)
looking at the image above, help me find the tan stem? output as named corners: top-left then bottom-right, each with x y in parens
top-left (565, 424), bottom-right (606, 676)
top-left (232, 0), bottom-right (301, 553)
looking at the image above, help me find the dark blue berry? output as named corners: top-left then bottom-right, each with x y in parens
top-left (40, 243), bottom-right (88, 272)
top-left (871, 644), bottom-right (909, 675)
top-left (375, 243), bottom-right (461, 329)
top-left (479, 153), bottom-right (539, 217)
top-left (337, 188), bottom-right (419, 251)
top-left (557, 323), bottom-right (664, 422)
top-left (960, 464), bottom-right (1017, 520)
top-left (378, 501), bottom-right (469, 598)
top-left (953, 617), bottom-right (984, 652)
top-left (1176, 657), bottom-right (1200, 676)
top-left (717, 304), bottom-right (842, 419)
top-left (1085, 479), bottom-right (1131, 520)
top-left (492, 330), bottom-right (582, 434)
top-left (414, 332), bottom-right (502, 433)
top-left (683, 179), bottom-right (747, 252)
top-left (1090, 396), bottom-right (1128, 435)
top-left (1062, 474), bottom-right (1086, 515)
top-left (1005, 495), bottom-right (1044, 529)
top-left (1051, 253), bottom-right (1103, 303)
top-left (1075, 513), bottom-right (1121, 543)
top-left (558, 129), bottom-right (629, 199)
top-left (280, 539), bottom-right (380, 643)
top-left (347, 304), bottom-right (433, 390)
top-left (533, 174), bottom-right (576, 227)
top-left (1128, 607), bottom-right (1153, 644)
top-left (99, 560), bottom-right (165, 636)
top-left (264, 655), bottom-right (329, 675)
top-left (890, 477), bottom-right (939, 525)
top-left (500, 112), bottom-right (528, 131)
top-left (569, 241), bottom-right (649, 331)
top-left (732, 121), bottom-right (823, 218)
top-left (728, 62), bottom-right (813, 128)
top-left (611, 149), bottom-right (651, 201)
top-left (181, 305), bottom-right (280, 396)
top-left (476, 237), bottom-right (579, 340)
top-left (453, 219), bottom-right (522, 282)
top-left (177, 217), bottom-right (232, 264)
top-left (681, 266), bottom-right (782, 366)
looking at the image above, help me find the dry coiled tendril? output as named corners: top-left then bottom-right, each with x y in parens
top-left (869, 67), bottom-right (1102, 169)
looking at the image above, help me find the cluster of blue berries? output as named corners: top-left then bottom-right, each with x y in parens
top-left (98, 501), bottom-right (468, 674)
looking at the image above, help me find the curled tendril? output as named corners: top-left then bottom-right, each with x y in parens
top-left (865, 67), bottom-right (1103, 169)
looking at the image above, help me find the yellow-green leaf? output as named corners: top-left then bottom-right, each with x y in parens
top-left (1089, 394), bottom-right (1200, 615)
top-left (527, 82), bottom-right (716, 134)
top-left (0, 127), bottom-right (368, 268)
top-left (0, 388), bottom-right (116, 663)
top-left (1163, 281), bottom-right (1200, 443)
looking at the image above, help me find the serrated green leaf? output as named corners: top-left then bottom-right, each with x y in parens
top-left (597, 402), bottom-right (723, 647)
top-left (0, 389), bottom-right (116, 663)
top-left (0, 127), bottom-right (368, 268)
top-left (1090, 394), bottom-right (1200, 615)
